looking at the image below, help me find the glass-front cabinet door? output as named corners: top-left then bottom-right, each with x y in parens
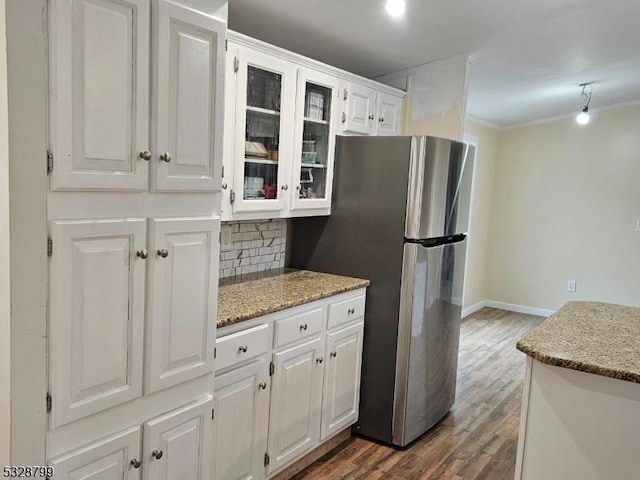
top-left (291, 69), bottom-right (340, 211)
top-left (233, 48), bottom-right (296, 213)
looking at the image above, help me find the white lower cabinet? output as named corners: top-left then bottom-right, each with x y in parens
top-left (50, 427), bottom-right (142, 480)
top-left (267, 335), bottom-right (324, 474)
top-left (49, 397), bottom-right (214, 480)
top-left (213, 357), bottom-right (270, 480)
top-left (214, 288), bottom-right (367, 479)
top-left (143, 396), bottom-right (214, 480)
top-left (321, 321), bottom-right (364, 440)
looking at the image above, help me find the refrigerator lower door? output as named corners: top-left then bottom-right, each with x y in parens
top-left (393, 239), bottom-right (466, 446)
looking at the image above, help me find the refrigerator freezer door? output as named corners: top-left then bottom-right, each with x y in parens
top-left (393, 239), bottom-right (466, 446)
top-left (405, 137), bottom-right (474, 240)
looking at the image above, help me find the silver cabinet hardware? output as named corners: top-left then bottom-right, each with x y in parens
top-left (157, 249), bottom-right (169, 258)
top-left (259, 382), bottom-right (267, 390)
top-left (379, 117), bottom-right (384, 123)
top-left (152, 450), bottom-right (163, 460)
top-left (330, 351), bottom-right (337, 358)
top-left (281, 185), bottom-right (288, 191)
top-left (299, 324), bottom-right (308, 331)
top-left (160, 152), bottom-right (172, 163)
top-left (238, 345), bottom-right (248, 353)
top-left (316, 357), bottom-right (324, 364)
top-left (139, 150), bottom-right (152, 161)
top-left (130, 459), bottom-right (141, 469)
top-left (221, 183), bottom-right (228, 190)
top-left (348, 308), bottom-right (355, 314)
top-left (368, 114), bottom-right (375, 120)
top-left (136, 249), bottom-right (148, 259)
top-left (296, 185), bottom-right (300, 190)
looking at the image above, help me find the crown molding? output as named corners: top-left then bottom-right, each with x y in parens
top-left (375, 52), bottom-right (478, 86)
top-left (465, 115), bottom-right (504, 131)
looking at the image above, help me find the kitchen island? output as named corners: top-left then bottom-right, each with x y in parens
top-left (514, 301), bottom-right (640, 480)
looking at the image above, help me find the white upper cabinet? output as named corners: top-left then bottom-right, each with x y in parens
top-left (49, 427), bottom-right (142, 480)
top-left (143, 397), bottom-right (214, 480)
top-left (376, 92), bottom-right (402, 136)
top-left (343, 83), bottom-right (378, 135)
top-left (49, 219), bottom-right (146, 427)
top-left (153, 0), bottom-right (225, 191)
top-left (290, 68), bottom-right (340, 212)
top-left (145, 217), bottom-right (219, 394)
top-left (49, 0), bottom-right (150, 191)
top-left (232, 47), bottom-right (297, 214)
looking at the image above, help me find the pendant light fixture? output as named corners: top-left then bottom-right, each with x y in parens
top-left (576, 83), bottom-right (592, 125)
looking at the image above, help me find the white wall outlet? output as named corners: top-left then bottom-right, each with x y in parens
top-left (220, 229), bottom-right (232, 247)
top-left (636, 220), bottom-right (640, 232)
top-left (567, 279), bottom-right (577, 293)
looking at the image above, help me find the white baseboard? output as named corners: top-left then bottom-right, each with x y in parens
top-left (485, 300), bottom-right (555, 318)
top-left (462, 300), bottom-right (486, 318)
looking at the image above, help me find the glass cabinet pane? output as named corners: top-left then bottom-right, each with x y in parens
top-left (298, 82), bottom-right (332, 200)
top-left (244, 66), bottom-right (282, 201)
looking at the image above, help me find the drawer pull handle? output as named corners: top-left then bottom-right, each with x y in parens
top-left (238, 345), bottom-right (248, 353)
top-left (152, 450), bottom-right (163, 460)
top-left (299, 323), bottom-right (308, 331)
top-left (130, 459), bottom-right (141, 469)
top-left (316, 357), bottom-right (324, 364)
top-left (348, 308), bottom-right (355, 314)
top-left (259, 382), bottom-right (267, 390)
top-left (157, 249), bottom-right (169, 258)
top-left (330, 351), bottom-right (337, 358)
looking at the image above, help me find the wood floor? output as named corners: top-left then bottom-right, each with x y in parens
top-left (292, 308), bottom-right (545, 480)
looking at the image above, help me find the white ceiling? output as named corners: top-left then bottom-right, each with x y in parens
top-left (228, 0), bottom-right (640, 127)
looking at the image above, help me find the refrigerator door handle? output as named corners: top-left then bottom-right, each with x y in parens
top-left (405, 233), bottom-right (466, 248)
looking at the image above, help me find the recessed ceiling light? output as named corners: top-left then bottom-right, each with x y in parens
top-left (385, 0), bottom-right (406, 17)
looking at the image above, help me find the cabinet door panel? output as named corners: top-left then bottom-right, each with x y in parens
top-left (143, 396), bottom-right (214, 480)
top-left (214, 359), bottom-right (270, 480)
top-left (49, 427), bottom-right (141, 480)
top-left (343, 83), bottom-right (377, 135)
top-left (376, 92), bottom-right (402, 135)
top-left (154, 1), bottom-right (225, 191)
top-left (49, 0), bottom-right (149, 190)
top-left (49, 219), bottom-right (146, 427)
top-left (321, 322), bottom-right (364, 440)
top-left (268, 336), bottom-right (323, 473)
top-left (146, 217), bottom-right (219, 394)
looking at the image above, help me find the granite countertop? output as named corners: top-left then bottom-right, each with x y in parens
top-left (217, 269), bottom-right (370, 328)
top-left (516, 301), bottom-right (640, 384)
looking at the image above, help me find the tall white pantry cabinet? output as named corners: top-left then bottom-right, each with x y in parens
top-left (43, 0), bottom-right (225, 478)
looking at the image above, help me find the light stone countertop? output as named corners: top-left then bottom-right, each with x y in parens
top-left (217, 269), bottom-right (370, 329)
top-left (516, 301), bottom-right (640, 383)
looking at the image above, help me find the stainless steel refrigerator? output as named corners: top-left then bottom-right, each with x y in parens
top-left (291, 135), bottom-right (474, 446)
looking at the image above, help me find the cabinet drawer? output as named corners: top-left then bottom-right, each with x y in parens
top-left (328, 294), bottom-right (366, 329)
top-left (274, 307), bottom-right (324, 348)
top-left (216, 324), bottom-right (269, 371)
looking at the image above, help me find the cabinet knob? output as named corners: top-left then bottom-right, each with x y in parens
top-left (152, 450), bottom-right (163, 460)
top-left (130, 459), bottom-right (141, 469)
top-left (348, 308), bottom-right (355, 314)
top-left (299, 323), bottom-right (308, 331)
top-left (259, 382), bottom-right (267, 390)
top-left (281, 184), bottom-right (288, 191)
top-left (157, 249), bottom-right (169, 258)
top-left (330, 351), bottom-right (337, 358)
top-left (160, 152), bottom-right (172, 163)
top-left (368, 114), bottom-right (375, 120)
top-left (316, 357), bottom-right (324, 364)
top-left (139, 150), bottom-right (152, 161)
top-left (238, 345), bottom-right (248, 353)
top-left (136, 249), bottom-right (148, 259)
top-left (379, 117), bottom-right (384, 123)
top-left (221, 182), bottom-right (228, 190)
top-left (296, 185), bottom-right (300, 190)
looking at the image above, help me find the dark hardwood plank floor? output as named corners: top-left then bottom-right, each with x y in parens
top-left (292, 307), bottom-right (545, 480)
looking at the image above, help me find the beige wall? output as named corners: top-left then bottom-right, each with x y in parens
top-left (467, 104), bottom-right (640, 312)
top-left (0, 0), bottom-right (10, 466)
top-left (462, 122), bottom-right (502, 310)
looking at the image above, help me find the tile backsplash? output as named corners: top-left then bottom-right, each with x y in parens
top-left (219, 220), bottom-right (286, 278)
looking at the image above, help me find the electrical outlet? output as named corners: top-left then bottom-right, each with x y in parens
top-left (220, 229), bottom-right (232, 247)
top-left (567, 279), bottom-right (577, 293)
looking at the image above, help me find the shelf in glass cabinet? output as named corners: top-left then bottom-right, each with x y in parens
top-left (303, 117), bottom-right (329, 125)
top-left (246, 105), bottom-right (281, 116)
top-left (244, 157), bottom-right (279, 165)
